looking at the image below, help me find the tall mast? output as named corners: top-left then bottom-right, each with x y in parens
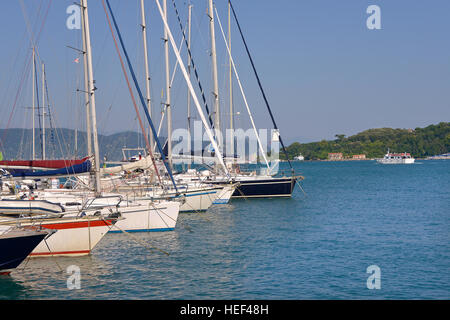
top-left (140, 0), bottom-right (154, 151)
top-left (163, 0), bottom-right (172, 169)
top-left (32, 47), bottom-right (36, 160)
top-left (228, 2), bottom-right (234, 162)
top-left (80, 1), bottom-right (92, 157)
top-left (208, 0), bottom-right (220, 145)
top-left (41, 62), bottom-right (46, 160)
top-left (81, 0), bottom-right (101, 195)
top-left (187, 3), bottom-right (192, 168)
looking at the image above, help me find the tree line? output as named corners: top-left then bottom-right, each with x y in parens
top-left (281, 122), bottom-right (450, 160)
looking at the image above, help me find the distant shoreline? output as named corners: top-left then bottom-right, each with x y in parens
top-left (280, 158), bottom-right (448, 163)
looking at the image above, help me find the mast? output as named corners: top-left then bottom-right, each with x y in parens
top-left (80, 1), bottom-right (92, 157)
top-left (140, 0), bottom-right (154, 151)
top-left (187, 3), bottom-right (192, 168)
top-left (163, 0), bottom-right (173, 169)
top-left (228, 2), bottom-right (234, 162)
top-left (208, 0), bottom-right (220, 145)
top-left (41, 62), bottom-right (46, 160)
top-left (32, 47), bottom-right (36, 160)
top-left (81, 0), bottom-right (101, 195)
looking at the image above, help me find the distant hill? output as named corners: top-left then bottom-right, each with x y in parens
top-left (282, 122), bottom-right (450, 160)
top-left (2, 122), bottom-right (449, 162)
top-left (0, 128), bottom-right (151, 161)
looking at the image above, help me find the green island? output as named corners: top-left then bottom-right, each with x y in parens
top-left (281, 122), bottom-right (450, 161)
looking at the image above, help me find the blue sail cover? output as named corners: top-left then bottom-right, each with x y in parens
top-left (10, 160), bottom-right (91, 178)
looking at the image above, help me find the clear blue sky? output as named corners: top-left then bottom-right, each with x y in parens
top-left (0, 0), bottom-right (449, 144)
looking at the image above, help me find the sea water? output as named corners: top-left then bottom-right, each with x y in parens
top-left (0, 160), bottom-right (448, 299)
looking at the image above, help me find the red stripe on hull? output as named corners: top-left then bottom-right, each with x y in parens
top-left (41, 219), bottom-right (114, 230)
top-left (30, 250), bottom-right (90, 257)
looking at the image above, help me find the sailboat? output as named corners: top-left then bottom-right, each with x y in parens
top-left (0, 0), bottom-right (177, 259)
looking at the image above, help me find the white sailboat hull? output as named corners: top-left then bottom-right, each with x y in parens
top-left (117, 184), bottom-right (224, 212)
top-left (24, 191), bottom-right (180, 233)
top-left (109, 200), bottom-right (180, 233)
top-left (0, 216), bottom-right (116, 257)
top-left (178, 189), bottom-right (218, 212)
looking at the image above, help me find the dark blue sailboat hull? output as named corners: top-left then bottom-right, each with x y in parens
top-left (0, 232), bottom-right (48, 273)
top-left (212, 176), bottom-right (297, 198)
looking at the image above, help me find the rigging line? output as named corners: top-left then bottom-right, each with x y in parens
top-left (154, 105), bottom-right (167, 152)
top-left (170, 0), bottom-right (215, 132)
top-left (18, 0), bottom-right (42, 48)
top-left (214, 6), bottom-right (270, 170)
top-left (0, 0), bottom-right (50, 145)
top-left (19, 0), bottom-right (52, 62)
top-left (0, 24), bottom-right (30, 121)
top-left (34, 0), bottom-right (53, 48)
top-left (17, 105), bottom-right (29, 160)
top-left (34, 56), bottom-right (44, 159)
top-left (103, 0), bottom-right (178, 193)
top-left (102, 0), bottom-right (163, 186)
top-left (17, 1), bottom-right (52, 158)
top-left (149, 201), bottom-right (192, 232)
top-left (43, 68), bottom-right (56, 146)
top-left (47, 112), bottom-right (74, 169)
top-left (0, 56), bottom-right (32, 155)
top-left (228, 0), bottom-right (294, 172)
top-left (102, 9), bottom-right (150, 153)
top-left (169, 23), bottom-right (188, 88)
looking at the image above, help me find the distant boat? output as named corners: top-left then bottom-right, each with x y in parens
top-left (294, 154), bottom-right (304, 161)
top-left (376, 149), bottom-right (415, 164)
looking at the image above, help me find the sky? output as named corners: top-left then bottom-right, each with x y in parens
top-left (0, 0), bottom-right (449, 145)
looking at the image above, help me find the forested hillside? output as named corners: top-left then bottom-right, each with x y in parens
top-left (282, 122), bottom-right (450, 160)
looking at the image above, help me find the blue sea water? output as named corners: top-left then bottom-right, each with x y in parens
top-left (0, 160), bottom-right (449, 299)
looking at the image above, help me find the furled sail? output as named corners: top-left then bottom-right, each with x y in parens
top-left (6, 159), bottom-right (91, 179)
top-left (100, 155), bottom-right (155, 175)
top-left (0, 157), bottom-right (90, 171)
